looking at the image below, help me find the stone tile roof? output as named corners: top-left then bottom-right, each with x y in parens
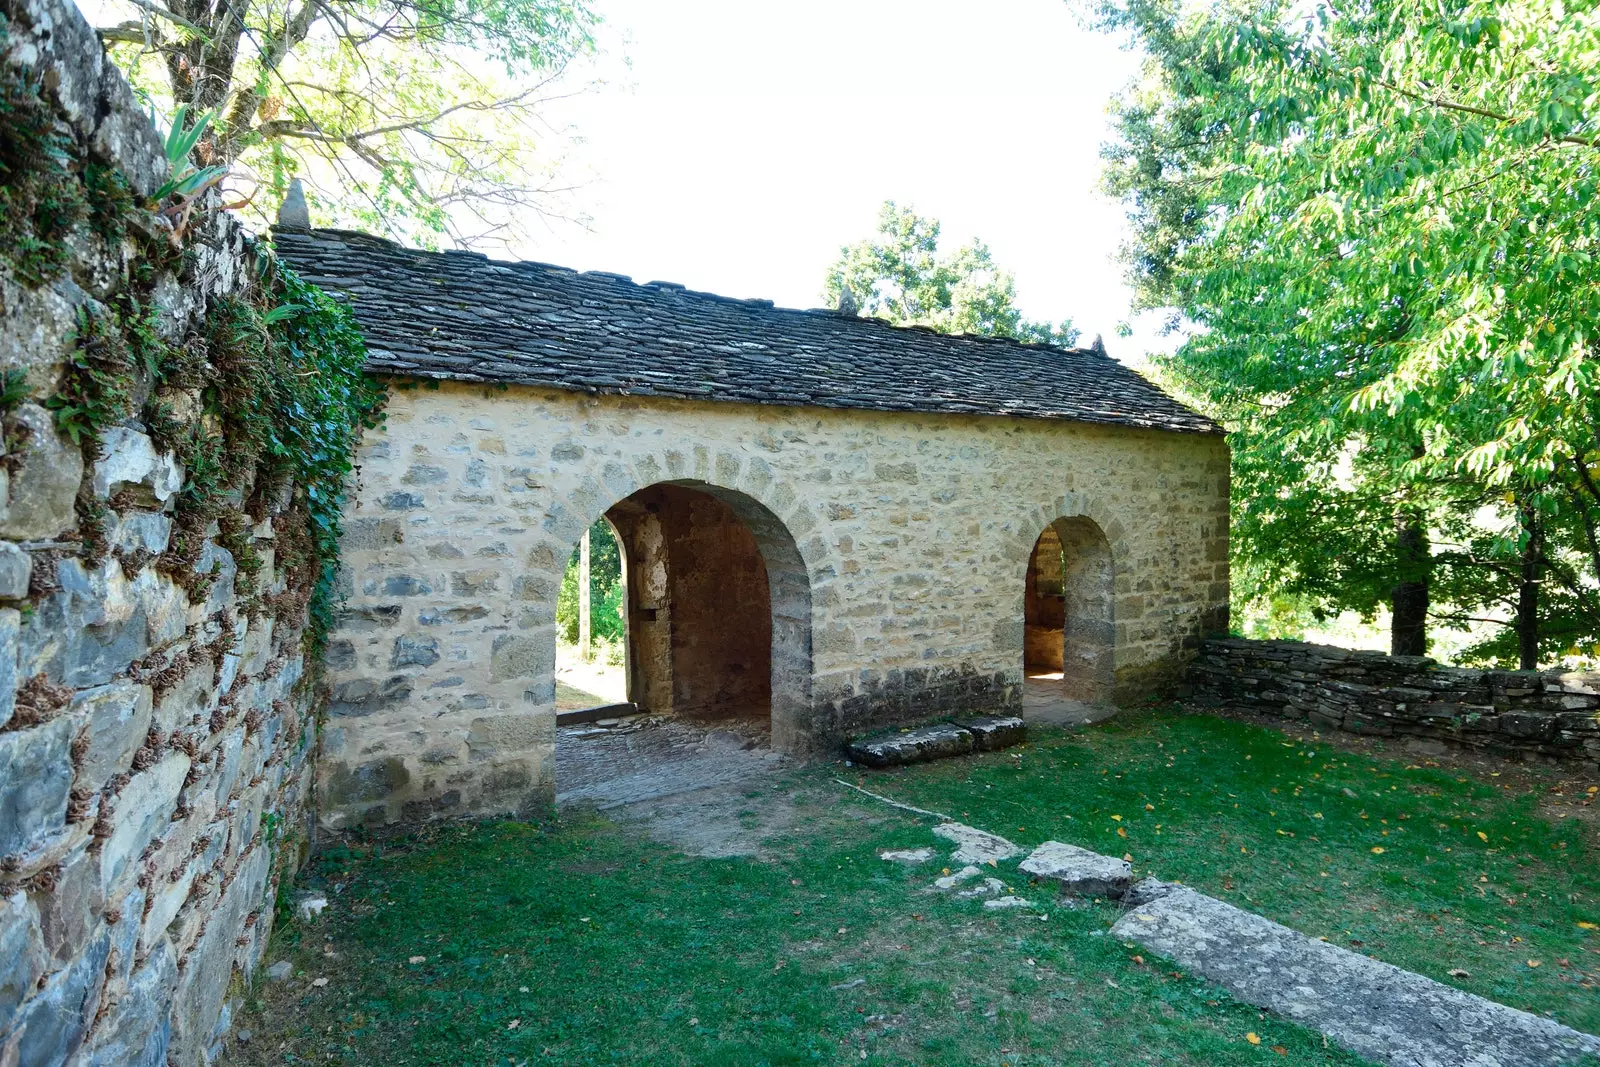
top-left (271, 228), bottom-right (1221, 435)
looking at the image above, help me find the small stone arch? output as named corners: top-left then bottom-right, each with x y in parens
top-left (1021, 508), bottom-right (1117, 704)
top-left (542, 452), bottom-right (816, 756)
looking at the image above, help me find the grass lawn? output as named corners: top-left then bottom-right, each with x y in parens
top-left (230, 709), bottom-right (1599, 1066)
top-left (868, 707), bottom-right (1600, 1034)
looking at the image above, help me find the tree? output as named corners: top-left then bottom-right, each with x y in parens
top-left (824, 201), bottom-right (1078, 346)
top-left (95, 0), bottom-right (599, 245)
top-left (1093, 0), bottom-right (1600, 666)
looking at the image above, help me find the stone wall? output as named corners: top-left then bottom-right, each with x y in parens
top-left (0, 0), bottom-right (338, 1062)
top-left (319, 379), bottom-right (1232, 831)
top-left (1190, 638), bottom-right (1600, 765)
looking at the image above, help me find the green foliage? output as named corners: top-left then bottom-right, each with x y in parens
top-left (824, 201), bottom-right (1078, 346)
top-left (46, 306), bottom-right (133, 446)
top-left (261, 260), bottom-right (386, 645)
top-left (0, 59), bottom-right (85, 285)
top-left (556, 519), bottom-right (624, 645)
top-left (153, 105), bottom-right (228, 202)
top-left (100, 0), bottom-right (599, 245)
top-left (1095, 0), bottom-right (1600, 664)
top-left (0, 368), bottom-right (26, 412)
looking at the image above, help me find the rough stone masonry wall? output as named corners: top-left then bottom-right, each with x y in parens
top-left (1191, 638), bottom-right (1600, 766)
top-left (0, 0), bottom-right (330, 1063)
top-left (320, 380), bottom-right (1231, 831)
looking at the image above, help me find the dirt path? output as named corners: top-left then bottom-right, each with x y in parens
top-left (555, 713), bottom-right (795, 857)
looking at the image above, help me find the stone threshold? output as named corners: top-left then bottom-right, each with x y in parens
top-left (555, 702), bottom-right (640, 726)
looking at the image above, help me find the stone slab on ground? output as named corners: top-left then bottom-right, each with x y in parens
top-left (1111, 884), bottom-right (1600, 1067)
top-left (847, 723), bottom-right (974, 767)
top-left (932, 822), bottom-right (1021, 865)
top-left (965, 716), bottom-right (1027, 751)
top-left (879, 848), bottom-right (934, 864)
top-left (846, 717), bottom-right (1027, 767)
top-left (1019, 841), bottom-right (1131, 899)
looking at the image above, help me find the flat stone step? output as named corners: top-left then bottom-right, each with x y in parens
top-left (1019, 841), bottom-right (1131, 899)
top-left (846, 716), bottom-right (1025, 767)
top-left (1111, 884), bottom-right (1600, 1067)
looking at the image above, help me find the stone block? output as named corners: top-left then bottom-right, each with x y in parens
top-left (80, 939), bottom-right (176, 1067)
top-left (847, 722), bottom-right (973, 767)
top-left (170, 847), bottom-right (268, 1063)
top-left (490, 634), bottom-right (548, 682)
top-left (9, 918), bottom-right (111, 1067)
top-left (0, 541), bottom-right (29, 599)
top-left (71, 682), bottom-right (154, 792)
top-left (0, 403), bottom-right (83, 540)
top-left (1019, 841), bottom-right (1131, 899)
top-left (0, 608), bottom-right (17, 729)
top-left (35, 843), bottom-right (102, 964)
top-left (100, 753), bottom-right (189, 895)
top-left (0, 715), bottom-right (74, 857)
top-left (932, 822), bottom-right (1021, 865)
top-left (108, 511), bottom-right (172, 557)
top-left (323, 757), bottom-right (411, 807)
top-left (961, 715), bottom-right (1025, 752)
top-left (392, 634), bottom-right (440, 667)
top-left (327, 676), bottom-right (412, 718)
top-left (0, 889), bottom-right (47, 1037)
top-left (18, 559), bottom-right (150, 688)
top-left (92, 426), bottom-right (182, 502)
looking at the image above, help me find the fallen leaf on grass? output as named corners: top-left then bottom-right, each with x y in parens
top-left (1370, 847), bottom-right (1386, 854)
top-left (1245, 1032), bottom-right (1262, 1045)
top-left (1477, 832), bottom-right (1489, 842)
top-left (1527, 960), bottom-right (1542, 968)
top-left (1578, 922), bottom-right (1597, 931)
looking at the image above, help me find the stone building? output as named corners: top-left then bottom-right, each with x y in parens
top-left (274, 228), bottom-right (1231, 832)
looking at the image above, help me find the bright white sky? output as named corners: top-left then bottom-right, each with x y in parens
top-left (529, 0), bottom-right (1175, 362)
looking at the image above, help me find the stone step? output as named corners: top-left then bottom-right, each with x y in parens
top-left (846, 716), bottom-right (1026, 767)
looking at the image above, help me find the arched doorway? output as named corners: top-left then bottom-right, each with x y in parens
top-left (554, 480), bottom-right (813, 747)
top-left (1023, 516), bottom-right (1114, 705)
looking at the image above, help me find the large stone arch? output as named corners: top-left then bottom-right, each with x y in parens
top-left (535, 445), bottom-right (821, 755)
top-left (1008, 495), bottom-right (1127, 704)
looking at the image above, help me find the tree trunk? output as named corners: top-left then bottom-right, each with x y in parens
top-left (1390, 514), bottom-right (1429, 657)
top-left (578, 526), bottom-right (591, 661)
top-left (1516, 504), bottom-right (1543, 670)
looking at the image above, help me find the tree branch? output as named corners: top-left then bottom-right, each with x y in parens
top-left (116, 0), bottom-right (207, 36)
top-left (1375, 78), bottom-right (1599, 149)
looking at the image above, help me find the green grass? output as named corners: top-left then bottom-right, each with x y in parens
top-left (865, 708), bottom-right (1600, 1034)
top-left (232, 709), bottom-right (1599, 1066)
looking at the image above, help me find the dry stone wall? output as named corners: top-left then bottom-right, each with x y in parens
top-left (321, 380), bottom-right (1231, 831)
top-left (0, 0), bottom-right (352, 1062)
top-left (1191, 638), bottom-right (1600, 766)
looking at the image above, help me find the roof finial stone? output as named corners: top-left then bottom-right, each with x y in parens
top-left (277, 178), bottom-right (310, 230)
top-left (835, 285), bottom-right (858, 317)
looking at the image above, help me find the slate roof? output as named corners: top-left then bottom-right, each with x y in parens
top-left (271, 227), bottom-right (1220, 436)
